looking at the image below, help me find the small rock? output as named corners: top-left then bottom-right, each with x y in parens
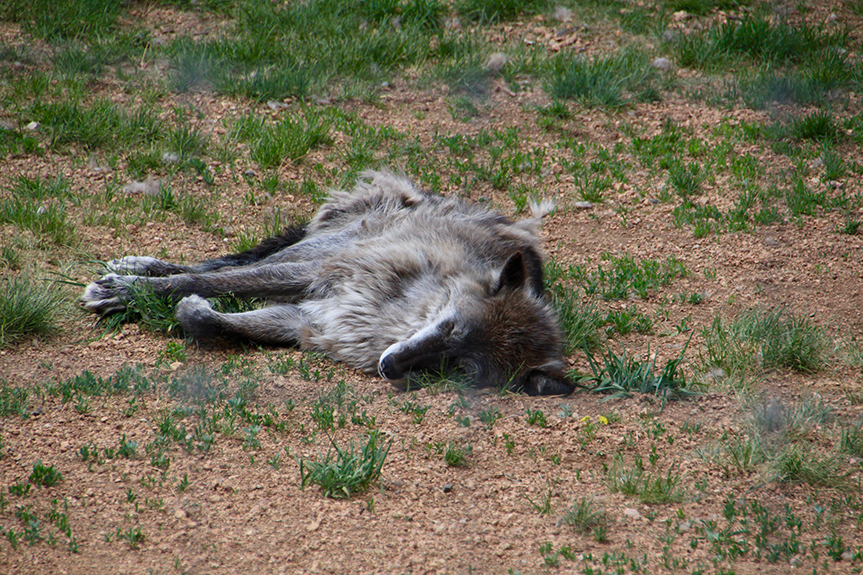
top-left (623, 508), bottom-right (642, 520)
top-left (574, 201), bottom-right (593, 209)
top-left (25, 121), bottom-right (39, 131)
top-left (841, 551), bottom-right (854, 561)
top-left (442, 483), bottom-right (454, 493)
top-left (651, 57), bottom-right (672, 71)
top-left (678, 520), bottom-right (692, 533)
top-left (266, 100), bottom-right (289, 110)
top-left (244, 169), bottom-right (256, 178)
top-left (174, 508), bottom-right (187, 519)
top-left (790, 554), bottom-right (803, 567)
top-left (162, 152), bottom-right (180, 165)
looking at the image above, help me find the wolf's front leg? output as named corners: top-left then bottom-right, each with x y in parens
top-left (81, 261), bottom-right (319, 315)
top-left (80, 273), bottom-right (142, 314)
top-left (176, 295), bottom-right (307, 345)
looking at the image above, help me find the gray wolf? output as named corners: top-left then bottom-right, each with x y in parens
top-left (81, 170), bottom-right (573, 395)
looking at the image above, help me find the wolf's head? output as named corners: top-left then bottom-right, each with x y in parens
top-left (378, 252), bottom-right (574, 396)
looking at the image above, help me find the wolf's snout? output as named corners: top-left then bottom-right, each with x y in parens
top-left (378, 354), bottom-right (398, 380)
top-left (378, 354), bottom-right (408, 390)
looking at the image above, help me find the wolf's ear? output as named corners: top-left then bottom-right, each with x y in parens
top-left (495, 252), bottom-right (527, 294)
top-left (519, 370), bottom-right (576, 396)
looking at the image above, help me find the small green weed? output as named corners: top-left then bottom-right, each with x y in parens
top-left (525, 408), bottom-right (547, 428)
top-left (29, 461), bottom-right (62, 488)
top-left (298, 431), bottom-right (391, 498)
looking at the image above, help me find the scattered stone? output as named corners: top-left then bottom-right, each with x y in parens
top-left (651, 57), bottom-right (672, 71)
top-left (623, 508), bottom-right (642, 520)
top-left (174, 508), bottom-right (187, 519)
top-left (842, 551), bottom-right (854, 561)
top-left (25, 121), bottom-right (38, 131)
top-left (267, 100), bottom-right (290, 110)
top-left (574, 201), bottom-right (593, 209)
top-left (244, 169), bottom-right (256, 178)
top-left (442, 483), bottom-right (454, 493)
top-left (162, 152), bottom-right (180, 165)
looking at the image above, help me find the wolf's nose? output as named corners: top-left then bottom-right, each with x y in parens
top-left (378, 355), bottom-right (398, 380)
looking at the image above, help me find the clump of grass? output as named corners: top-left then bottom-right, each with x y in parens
top-left (581, 341), bottom-right (699, 401)
top-left (700, 308), bottom-right (829, 382)
top-left (29, 461), bottom-right (62, 488)
top-left (232, 111), bottom-right (332, 169)
top-left (606, 455), bottom-right (685, 504)
top-left (560, 497), bottom-right (611, 537)
top-left (549, 288), bottom-right (604, 353)
top-left (547, 50), bottom-right (658, 108)
top-left (673, 15), bottom-right (848, 71)
top-left (439, 440), bottom-right (472, 467)
top-left (456, 0), bottom-right (547, 23)
top-left (299, 431), bottom-right (391, 498)
top-left (700, 395), bottom-right (846, 488)
top-left (0, 275), bottom-right (64, 348)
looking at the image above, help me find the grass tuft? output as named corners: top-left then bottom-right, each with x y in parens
top-left (0, 275), bottom-right (64, 348)
top-left (298, 431), bottom-right (391, 498)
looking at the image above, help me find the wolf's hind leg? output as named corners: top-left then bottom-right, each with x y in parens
top-left (175, 295), bottom-right (308, 346)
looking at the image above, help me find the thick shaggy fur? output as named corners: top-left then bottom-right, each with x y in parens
top-left (81, 170), bottom-right (573, 395)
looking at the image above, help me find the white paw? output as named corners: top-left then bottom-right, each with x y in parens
top-left (107, 256), bottom-right (160, 275)
top-left (80, 274), bottom-right (136, 315)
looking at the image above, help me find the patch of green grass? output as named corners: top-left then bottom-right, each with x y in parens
top-left (581, 341), bottom-right (698, 400)
top-left (2, 0), bottom-right (124, 42)
top-left (438, 440), bottom-right (472, 467)
top-left (561, 497), bottom-right (611, 538)
top-left (232, 110), bottom-right (332, 169)
top-left (0, 275), bottom-right (64, 348)
top-left (605, 306), bottom-right (653, 336)
top-left (588, 252), bottom-right (688, 300)
top-left (549, 288), bottom-right (604, 353)
top-left (547, 49), bottom-right (659, 108)
top-left (667, 161), bottom-right (705, 198)
top-left (478, 405), bottom-right (501, 428)
top-left (299, 431), bottom-right (391, 498)
top-left (840, 419), bottom-right (863, 458)
top-left (701, 309), bottom-right (829, 381)
top-left (28, 99), bottom-right (162, 152)
top-left (456, 0), bottom-right (547, 23)
top-left (673, 15), bottom-right (848, 71)
top-left (0, 381), bottom-right (31, 418)
top-left (29, 461), bottom-right (62, 488)
top-left (523, 407), bottom-right (546, 428)
top-left (606, 454), bottom-right (685, 504)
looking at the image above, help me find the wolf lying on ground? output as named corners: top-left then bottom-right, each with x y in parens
top-left (81, 170), bottom-right (574, 395)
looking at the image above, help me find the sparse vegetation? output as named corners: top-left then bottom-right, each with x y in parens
top-left (2, 1), bottom-right (863, 572)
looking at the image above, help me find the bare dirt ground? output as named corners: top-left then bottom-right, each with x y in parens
top-left (1, 3), bottom-right (863, 575)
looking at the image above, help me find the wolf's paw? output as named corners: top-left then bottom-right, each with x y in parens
top-left (175, 295), bottom-right (220, 340)
top-left (107, 256), bottom-right (161, 276)
top-left (80, 274), bottom-right (137, 315)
